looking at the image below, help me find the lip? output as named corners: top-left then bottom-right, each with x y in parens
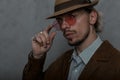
top-left (64, 32), bottom-right (74, 39)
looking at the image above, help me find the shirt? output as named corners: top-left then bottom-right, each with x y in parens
top-left (67, 36), bottom-right (103, 80)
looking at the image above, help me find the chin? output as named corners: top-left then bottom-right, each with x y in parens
top-left (67, 36), bottom-right (87, 46)
top-left (68, 40), bottom-right (83, 46)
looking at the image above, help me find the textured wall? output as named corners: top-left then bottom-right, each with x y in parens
top-left (0, 0), bottom-right (120, 80)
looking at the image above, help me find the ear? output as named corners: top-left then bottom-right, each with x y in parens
top-left (89, 10), bottom-right (97, 25)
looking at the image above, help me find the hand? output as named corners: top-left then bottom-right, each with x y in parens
top-left (32, 25), bottom-right (56, 59)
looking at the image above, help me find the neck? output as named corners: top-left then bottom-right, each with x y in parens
top-left (76, 28), bottom-right (98, 54)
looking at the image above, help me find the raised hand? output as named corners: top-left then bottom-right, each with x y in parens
top-left (32, 25), bottom-right (56, 59)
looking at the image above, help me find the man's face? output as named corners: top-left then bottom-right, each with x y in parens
top-left (56, 9), bottom-right (93, 46)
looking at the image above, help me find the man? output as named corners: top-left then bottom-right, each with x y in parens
top-left (23, 0), bottom-right (120, 80)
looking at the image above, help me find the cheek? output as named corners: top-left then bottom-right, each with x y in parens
top-left (75, 18), bottom-right (90, 35)
top-left (76, 16), bottom-right (90, 29)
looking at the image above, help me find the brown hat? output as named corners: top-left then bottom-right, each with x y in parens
top-left (47, 0), bottom-right (99, 19)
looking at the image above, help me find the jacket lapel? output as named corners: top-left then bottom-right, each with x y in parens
top-left (78, 40), bottom-right (114, 80)
top-left (62, 49), bottom-right (73, 80)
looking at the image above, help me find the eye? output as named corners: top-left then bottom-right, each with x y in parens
top-left (65, 14), bottom-right (75, 21)
top-left (64, 14), bottom-right (76, 26)
top-left (56, 18), bottom-right (63, 25)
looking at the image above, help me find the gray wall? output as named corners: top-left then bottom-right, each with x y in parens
top-left (0, 0), bottom-right (120, 80)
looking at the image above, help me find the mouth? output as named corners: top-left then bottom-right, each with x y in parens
top-left (64, 31), bottom-right (75, 40)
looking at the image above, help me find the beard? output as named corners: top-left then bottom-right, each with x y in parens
top-left (68, 30), bottom-right (89, 46)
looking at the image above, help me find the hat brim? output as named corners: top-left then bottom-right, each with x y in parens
top-left (47, 0), bottom-right (99, 19)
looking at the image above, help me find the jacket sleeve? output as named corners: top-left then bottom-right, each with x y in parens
top-left (22, 51), bottom-right (46, 80)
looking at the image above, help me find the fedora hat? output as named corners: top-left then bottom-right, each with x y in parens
top-left (47, 0), bottom-right (99, 19)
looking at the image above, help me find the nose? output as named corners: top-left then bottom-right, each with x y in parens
top-left (60, 20), bottom-right (70, 30)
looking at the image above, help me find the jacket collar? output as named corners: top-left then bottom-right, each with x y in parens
top-left (78, 40), bottom-right (116, 80)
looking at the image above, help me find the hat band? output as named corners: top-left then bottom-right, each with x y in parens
top-left (55, 0), bottom-right (91, 12)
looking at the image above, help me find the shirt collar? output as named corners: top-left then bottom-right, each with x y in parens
top-left (72, 36), bottom-right (103, 65)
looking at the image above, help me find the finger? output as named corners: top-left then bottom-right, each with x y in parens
top-left (32, 35), bottom-right (43, 46)
top-left (37, 32), bottom-right (47, 47)
top-left (45, 25), bottom-right (54, 34)
top-left (42, 31), bottom-right (50, 44)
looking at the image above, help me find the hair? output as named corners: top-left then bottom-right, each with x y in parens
top-left (84, 7), bottom-right (103, 33)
